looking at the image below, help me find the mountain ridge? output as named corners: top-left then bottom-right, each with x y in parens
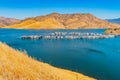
top-left (0, 16), bottom-right (20, 27)
top-left (2, 13), bottom-right (120, 29)
top-left (106, 18), bottom-right (120, 24)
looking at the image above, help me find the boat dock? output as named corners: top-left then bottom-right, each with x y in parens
top-left (20, 32), bottom-right (117, 40)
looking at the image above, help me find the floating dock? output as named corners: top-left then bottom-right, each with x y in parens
top-left (20, 32), bottom-right (117, 40)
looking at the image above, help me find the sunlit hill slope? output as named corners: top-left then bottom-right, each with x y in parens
top-left (0, 42), bottom-right (95, 80)
top-left (4, 13), bottom-right (120, 29)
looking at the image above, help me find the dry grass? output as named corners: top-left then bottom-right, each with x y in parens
top-left (4, 18), bottom-right (65, 29)
top-left (0, 42), bottom-right (95, 80)
top-left (3, 13), bottom-right (120, 29)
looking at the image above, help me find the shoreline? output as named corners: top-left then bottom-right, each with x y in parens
top-left (0, 42), bottom-right (95, 80)
top-left (0, 28), bottom-right (107, 30)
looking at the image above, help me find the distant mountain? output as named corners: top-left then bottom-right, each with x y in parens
top-left (0, 17), bottom-right (20, 27)
top-left (107, 18), bottom-right (120, 24)
top-left (4, 13), bottom-right (120, 29)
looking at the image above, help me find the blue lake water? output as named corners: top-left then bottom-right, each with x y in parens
top-left (0, 29), bottom-right (120, 80)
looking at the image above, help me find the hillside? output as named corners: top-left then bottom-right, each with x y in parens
top-left (4, 13), bottom-right (120, 29)
top-left (0, 17), bottom-right (20, 27)
top-left (0, 42), bottom-right (95, 80)
top-left (107, 18), bottom-right (120, 24)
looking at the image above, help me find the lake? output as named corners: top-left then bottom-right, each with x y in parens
top-left (0, 29), bottom-right (120, 80)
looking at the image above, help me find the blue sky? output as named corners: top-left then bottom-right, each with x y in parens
top-left (0, 0), bottom-right (120, 19)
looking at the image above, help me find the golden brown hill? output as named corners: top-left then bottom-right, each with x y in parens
top-left (0, 17), bottom-right (20, 27)
top-left (4, 13), bottom-right (120, 29)
top-left (0, 42), bottom-right (95, 80)
top-left (105, 28), bottom-right (120, 35)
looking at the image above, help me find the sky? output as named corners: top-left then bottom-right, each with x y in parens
top-left (0, 0), bottom-right (120, 19)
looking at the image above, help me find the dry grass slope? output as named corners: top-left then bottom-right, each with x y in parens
top-left (4, 13), bottom-right (120, 29)
top-left (0, 42), bottom-right (95, 80)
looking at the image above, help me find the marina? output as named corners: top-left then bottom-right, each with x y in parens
top-left (21, 32), bottom-right (117, 40)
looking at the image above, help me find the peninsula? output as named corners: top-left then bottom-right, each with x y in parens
top-left (105, 28), bottom-right (120, 35)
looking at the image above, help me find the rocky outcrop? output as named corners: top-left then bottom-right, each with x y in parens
top-left (4, 13), bottom-right (120, 29)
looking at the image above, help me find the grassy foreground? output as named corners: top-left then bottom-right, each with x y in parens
top-left (0, 42), bottom-right (95, 80)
